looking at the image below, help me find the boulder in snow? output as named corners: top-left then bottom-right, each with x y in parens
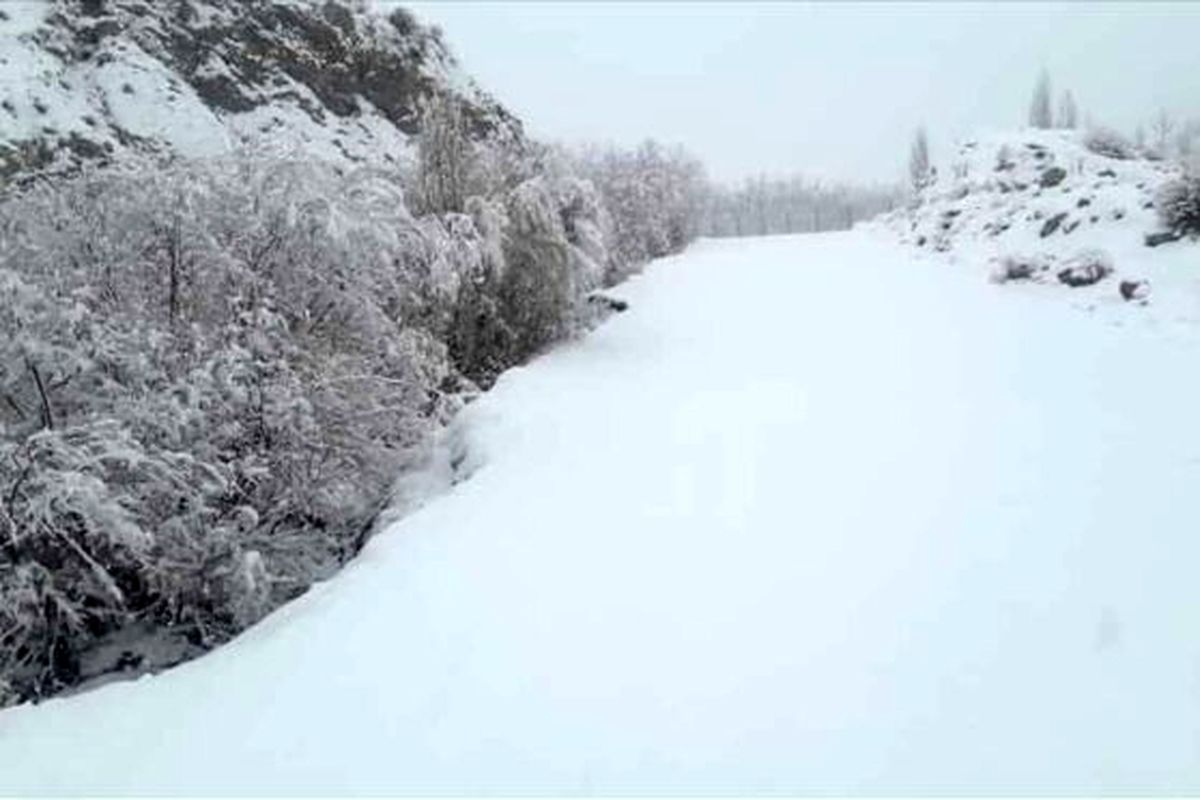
top-left (1056, 249), bottom-right (1114, 288)
top-left (1040, 211), bottom-right (1069, 237)
top-left (1039, 166), bottom-right (1067, 188)
top-left (1119, 280), bottom-right (1151, 302)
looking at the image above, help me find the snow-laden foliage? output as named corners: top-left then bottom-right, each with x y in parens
top-left (1156, 174), bottom-right (1200, 237)
top-left (702, 176), bottom-right (898, 238)
top-left (0, 159), bottom-right (456, 700)
top-left (1083, 127), bottom-right (1135, 160)
top-left (1029, 70), bottom-right (1053, 130)
top-left (571, 141), bottom-right (707, 280)
top-left (0, 139), bottom-right (670, 703)
top-left (909, 127), bottom-right (932, 194)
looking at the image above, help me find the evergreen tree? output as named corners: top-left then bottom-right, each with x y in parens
top-left (1029, 69), bottom-right (1053, 129)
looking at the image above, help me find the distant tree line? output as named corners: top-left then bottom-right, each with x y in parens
top-left (701, 176), bottom-right (899, 237)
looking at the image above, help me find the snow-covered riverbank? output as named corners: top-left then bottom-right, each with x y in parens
top-left (2, 231), bottom-right (1198, 794)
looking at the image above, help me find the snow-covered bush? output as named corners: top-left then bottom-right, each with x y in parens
top-left (1083, 127), bottom-right (1134, 160)
top-left (572, 141), bottom-right (707, 280)
top-left (0, 158), bottom-right (466, 702)
top-left (0, 124), bottom-right (694, 701)
top-left (1155, 174), bottom-right (1200, 237)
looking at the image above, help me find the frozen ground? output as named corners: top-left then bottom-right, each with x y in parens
top-left (1, 231), bottom-right (1199, 794)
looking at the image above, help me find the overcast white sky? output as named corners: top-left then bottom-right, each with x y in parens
top-left (393, 2), bottom-right (1200, 186)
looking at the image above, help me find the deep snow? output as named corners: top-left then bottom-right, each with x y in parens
top-left (2, 231), bottom-right (1199, 793)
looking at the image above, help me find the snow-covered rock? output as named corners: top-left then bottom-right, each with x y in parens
top-left (0, 0), bottom-right (522, 177)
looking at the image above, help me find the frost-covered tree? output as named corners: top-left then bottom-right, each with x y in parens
top-left (700, 177), bottom-right (896, 238)
top-left (415, 91), bottom-right (472, 215)
top-left (1156, 174), bottom-right (1200, 237)
top-left (1151, 109), bottom-right (1175, 158)
top-left (1057, 89), bottom-right (1078, 129)
top-left (571, 140), bottom-right (706, 279)
top-left (1029, 69), bottom-right (1053, 129)
top-left (909, 126), bottom-right (932, 194)
top-left (0, 158), bottom-right (466, 701)
top-left (0, 99), bottom-right (708, 704)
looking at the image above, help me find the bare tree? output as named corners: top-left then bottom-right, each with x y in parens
top-left (1152, 109), bottom-right (1175, 156)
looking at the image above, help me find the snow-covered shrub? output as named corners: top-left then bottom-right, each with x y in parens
top-left (1155, 174), bottom-right (1200, 237)
top-left (499, 178), bottom-right (574, 360)
top-left (0, 115), bottom-right (694, 702)
top-left (1083, 127), bottom-right (1134, 160)
top-left (1056, 249), bottom-right (1114, 287)
top-left (0, 159), bottom-right (462, 702)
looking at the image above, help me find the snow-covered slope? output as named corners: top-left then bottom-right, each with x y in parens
top-left (873, 129), bottom-right (1200, 324)
top-left (0, 0), bottom-right (521, 175)
top-left (1, 232), bottom-right (1198, 793)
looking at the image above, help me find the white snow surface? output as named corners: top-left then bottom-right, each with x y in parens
top-left (2, 231), bottom-right (1200, 793)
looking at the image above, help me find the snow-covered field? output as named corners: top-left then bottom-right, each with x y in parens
top-left (2, 230), bottom-right (1200, 794)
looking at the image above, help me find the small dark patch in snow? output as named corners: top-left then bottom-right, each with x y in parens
top-left (1144, 230), bottom-right (1183, 248)
top-left (1098, 168), bottom-right (1117, 178)
top-left (1076, 197), bottom-right (1091, 208)
top-left (32, 99), bottom-right (48, 114)
top-left (1040, 212), bottom-right (1068, 237)
top-left (1039, 166), bottom-right (1067, 188)
top-left (588, 293), bottom-right (629, 313)
top-left (121, 82), bottom-right (135, 95)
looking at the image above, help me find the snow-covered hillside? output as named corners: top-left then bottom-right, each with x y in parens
top-left (0, 0), bottom-right (519, 175)
top-left (2, 232), bottom-right (1198, 794)
top-left (873, 129), bottom-right (1200, 324)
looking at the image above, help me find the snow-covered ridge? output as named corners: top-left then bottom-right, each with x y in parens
top-left (0, 0), bottom-right (521, 176)
top-left (870, 129), bottom-right (1200, 324)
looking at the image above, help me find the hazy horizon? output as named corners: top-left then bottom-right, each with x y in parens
top-left (396, 1), bottom-right (1200, 186)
